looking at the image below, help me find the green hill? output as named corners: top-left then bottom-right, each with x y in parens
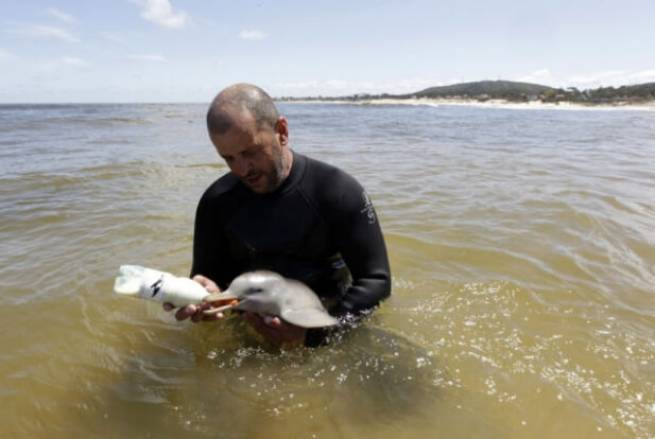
top-left (278, 80), bottom-right (655, 105)
top-left (585, 82), bottom-right (655, 102)
top-left (403, 80), bottom-right (556, 100)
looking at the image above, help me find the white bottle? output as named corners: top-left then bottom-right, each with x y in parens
top-left (113, 265), bottom-right (209, 308)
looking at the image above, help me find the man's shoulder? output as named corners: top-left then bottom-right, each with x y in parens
top-left (299, 154), bottom-right (366, 215)
top-left (302, 154), bottom-right (361, 191)
top-left (199, 172), bottom-right (242, 204)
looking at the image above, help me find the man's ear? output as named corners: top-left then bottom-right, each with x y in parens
top-left (276, 116), bottom-right (289, 146)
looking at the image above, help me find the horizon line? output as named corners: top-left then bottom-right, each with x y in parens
top-left (2, 79), bottom-right (653, 105)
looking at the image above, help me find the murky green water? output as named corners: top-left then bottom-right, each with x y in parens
top-left (1, 103), bottom-right (654, 438)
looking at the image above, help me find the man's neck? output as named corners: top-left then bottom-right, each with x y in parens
top-left (281, 148), bottom-right (294, 181)
top-left (265, 148), bottom-right (294, 194)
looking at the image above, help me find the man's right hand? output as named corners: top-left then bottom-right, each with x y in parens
top-left (162, 274), bottom-right (224, 323)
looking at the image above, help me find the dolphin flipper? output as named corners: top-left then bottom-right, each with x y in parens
top-left (281, 308), bottom-right (339, 328)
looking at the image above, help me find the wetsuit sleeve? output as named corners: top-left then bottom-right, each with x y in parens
top-left (190, 194), bottom-right (233, 291)
top-left (305, 173), bottom-right (391, 347)
top-left (329, 175), bottom-right (391, 318)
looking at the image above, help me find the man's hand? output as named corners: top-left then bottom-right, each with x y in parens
top-left (162, 274), bottom-right (224, 322)
top-left (242, 312), bottom-right (307, 347)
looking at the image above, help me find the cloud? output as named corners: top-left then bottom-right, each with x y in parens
top-left (46, 7), bottom-right (77, 24)
top-left (273, 78), bottom-right (457, 96)
top-left (100, 31), bottom-right (128, 45)
top-left (134, 0), bottom-right (189, 29)
top-left (59, 56), bottom-right (88, 67)
top-left (275, 80), bottom-right (320, 90)
top-left (565, 70), bottom-right (655, 88)
top-left (516, 69), bottom-right (555, 84)
top-left (323, 79), bottom-right (348, 90)
top-left (0, 48), bottom-right (13, 59)
top-left (626, 69), bottom-right (655, 83)
top-left (6, 24), bottom-right (79, 42)
top-left (567, 70), bottom-right (627, 86)
top-left (514, 69), bottom-right (655, 89)
top-left (127, 54), bottom-right (167, 62)
top-left (380, 78), bottom-right (455, 93)
top-left (239, 29), bottom-right (268, 40)
top-left (38, 56), bottom-right (89, 72)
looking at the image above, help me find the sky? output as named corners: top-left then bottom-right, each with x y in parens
top-left (1, 0), bottom-right (654, 103)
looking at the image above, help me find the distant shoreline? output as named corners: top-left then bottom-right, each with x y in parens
top-left (277, 79), bottom-right (655, 110)
top-left (279, 97), bottom-right (655, 111)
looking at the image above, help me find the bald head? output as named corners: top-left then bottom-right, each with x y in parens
top-left (207, 83), bottom-right (280, 135)
top-left (205, 83), bottom-right (292, 194)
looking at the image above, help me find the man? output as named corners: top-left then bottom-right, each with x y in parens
top-left (166, 83), bottom-right (391, 347)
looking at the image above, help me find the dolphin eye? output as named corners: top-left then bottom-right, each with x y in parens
top-left (248, 287), bottom-right (264, 294)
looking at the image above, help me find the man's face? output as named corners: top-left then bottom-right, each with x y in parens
top-left (209, 117), bottom-right (288, 194)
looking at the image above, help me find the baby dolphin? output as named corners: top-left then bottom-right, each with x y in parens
top-left (204, 271), bottom-right (339, 328)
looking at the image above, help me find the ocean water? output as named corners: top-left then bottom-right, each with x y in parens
top-left (1, 102), bottom-right (654, 438)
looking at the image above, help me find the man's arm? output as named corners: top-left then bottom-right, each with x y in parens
top-left (190, 191), bottom-right (243, 289)
top-left (191, 195), bottom-right (221, 283)
top-left (328, 175), bottom-right (391, 318)
top-left (304, 172), bottom-right (390, 347)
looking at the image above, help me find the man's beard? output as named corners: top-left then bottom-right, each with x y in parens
top-left (245, 146), bottom-right (287, 193)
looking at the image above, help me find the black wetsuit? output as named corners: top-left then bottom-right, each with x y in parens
top-left (191, 151), bottom-right (391, 345)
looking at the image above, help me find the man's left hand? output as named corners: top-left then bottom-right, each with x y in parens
top-left (242, 312), bottom-right (306, 347)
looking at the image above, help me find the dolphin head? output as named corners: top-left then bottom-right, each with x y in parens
top-left (206, 271), bottom-right (339, 328)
